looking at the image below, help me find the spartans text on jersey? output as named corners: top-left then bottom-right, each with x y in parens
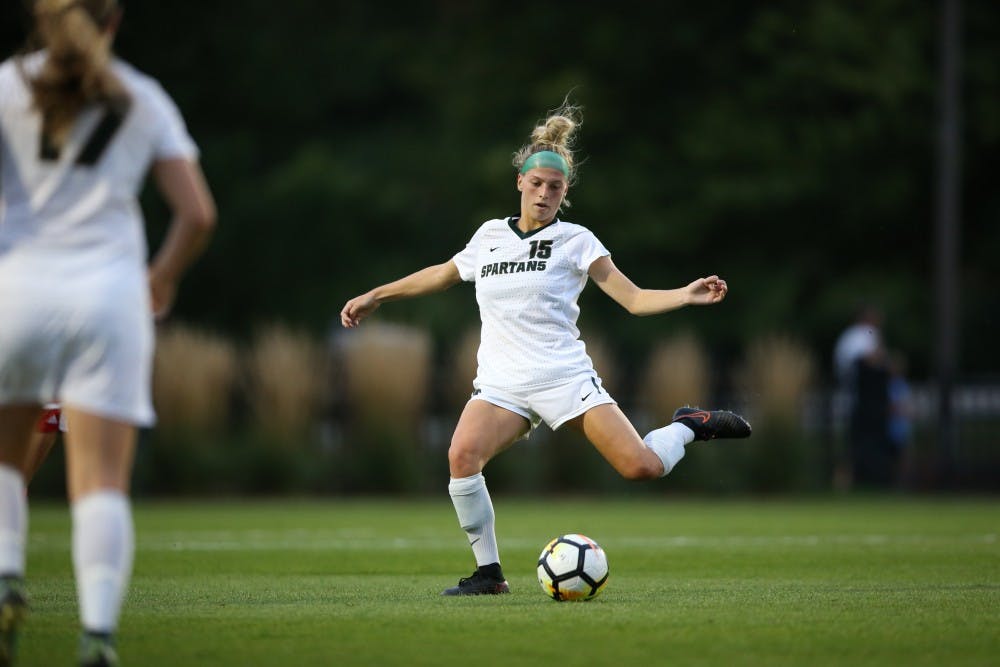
top-left (480, 260), bottom-right (547, 278)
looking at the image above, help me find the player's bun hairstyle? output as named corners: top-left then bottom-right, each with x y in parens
top-left (513, 100), bottom-right (582, 187)
top-left (23, 0), bottom-right (127, 147)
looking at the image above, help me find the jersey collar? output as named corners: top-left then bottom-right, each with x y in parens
top-left (507, 216), bottom-right (560, 240)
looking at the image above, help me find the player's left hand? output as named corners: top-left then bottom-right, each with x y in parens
top-left (686, 275), bottom-right (728, 305)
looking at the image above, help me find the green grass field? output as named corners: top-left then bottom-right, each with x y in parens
top-left (17, 497), bottom-right (999, 666)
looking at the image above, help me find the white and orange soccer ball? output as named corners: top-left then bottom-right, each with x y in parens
top-left (536, 533), bottom-right (609, 601)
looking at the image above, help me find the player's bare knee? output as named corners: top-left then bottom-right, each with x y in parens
top-left (447, 439), bottom-right (481, 477)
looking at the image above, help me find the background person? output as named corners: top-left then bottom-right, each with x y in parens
top-left (849, 346), bottom-right (893, 487)
top-left (831, 304), bottom-right (886, 489)
top-left (833, 303), bottom-right (884, 387)
top-left (340, 101), bottom-right (750, 596)
top-left (885, 349), bottom-right (914, 487)
top-left (0, 1), bottom-right (216, 665)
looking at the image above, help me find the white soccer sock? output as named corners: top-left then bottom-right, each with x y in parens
top-left (643, 422), bottom-right (695, 477)
top-left (448, 473), bottom-right (500, 568)
top-left (72, 490), bottom-right (134, 633)
top-left (0, 464), bottom-right (27, 576)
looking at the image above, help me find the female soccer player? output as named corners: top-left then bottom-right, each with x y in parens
top-left (0, 1), bottom-right (216, 664)
top-left (340, 102), bottom-right (751, 596)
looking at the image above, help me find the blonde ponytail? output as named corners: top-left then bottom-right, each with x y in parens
top-left (25, 0), bottom-right (126, 148)
top-left (513, 100), bottom-right (583, 185)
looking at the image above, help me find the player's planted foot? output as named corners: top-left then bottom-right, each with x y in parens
top-left (0, 576), bottom-right (28, 667)
top-left (78, 631), bottom-right (119, 667)
top-left (672, 407), bottom-right (752, 441)
top-left (441, 563), bottom-right (510, 596)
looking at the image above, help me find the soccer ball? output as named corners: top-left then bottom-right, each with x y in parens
top-left (537, 534), bottom-right (609, 601)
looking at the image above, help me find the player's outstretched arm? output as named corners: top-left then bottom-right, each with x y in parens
top-left (589, 256), bottom-right (728, 316)
top-left (340, 260), bottom-right (461, 328)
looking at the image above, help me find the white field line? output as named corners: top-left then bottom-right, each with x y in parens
top-left (27, 532), bottom-right (998, 553)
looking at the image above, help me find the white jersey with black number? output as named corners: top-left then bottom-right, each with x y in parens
top-left (0, 52), bottom-right (198, 424)
top-left (452, 216), bottom-right (610, 390)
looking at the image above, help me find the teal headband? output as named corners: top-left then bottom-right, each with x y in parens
top-left (520, 150), bottom-right (569, 177)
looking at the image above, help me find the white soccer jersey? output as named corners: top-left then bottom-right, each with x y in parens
top-left (0, 52), bottom-right (198, 424)
top-left (0, 51), bottom-right (198, 275)
top-left (452, 216), bottom-right (610, 390)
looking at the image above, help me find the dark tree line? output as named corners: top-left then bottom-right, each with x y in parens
top-left (3, 1), bottom-right (998, 380)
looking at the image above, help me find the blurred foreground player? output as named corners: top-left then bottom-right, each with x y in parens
top-left (0, 1), bottom-right (216, 664)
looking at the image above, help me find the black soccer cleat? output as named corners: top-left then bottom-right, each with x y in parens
top-left (0, 576), bottom-right (28, 667)
top-left (441, 565), bottom-right (510, 596)
top-left (78, 631), bottom-right (119, 667)
top-left (672, 407), bottom-right (752, 441)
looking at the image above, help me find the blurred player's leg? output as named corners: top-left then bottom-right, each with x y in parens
top-left (0, 574), bottom-right (27, 667)
top-left (0, 405), bottom-right (41, 666)
top-left (63, 409), bottom-right (136, 667)
top-left (23, 406), bottom-right (62, 484)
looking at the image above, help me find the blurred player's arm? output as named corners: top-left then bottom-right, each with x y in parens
top-left (589, 256), bottom-right (728, 316)
top-left (147, 158), bottom-right (218, 319)
top-left (341, 260), bottom-right (461, 328)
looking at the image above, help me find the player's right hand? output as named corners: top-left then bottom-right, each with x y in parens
top-left (149, 272), bottom-right (178, 320)
top-left (340, 293), bottom-right (379, 328)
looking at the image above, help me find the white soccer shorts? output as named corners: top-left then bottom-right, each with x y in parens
top-left (470, 372), bottom-right (617, 434)
top-left (0, 289), bottom-right (155, 427)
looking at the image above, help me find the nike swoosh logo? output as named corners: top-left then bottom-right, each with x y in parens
top-left (470, 537), bottom-right (481, 546)
top-left (489, 247), bottom-right (500, 252)
top-left (581, 391), bottom-right (593, 401)
top-left (687, 411), bottom-right (712, 424)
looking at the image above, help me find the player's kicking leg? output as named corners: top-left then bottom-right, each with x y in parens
top-left (572, 403), bottom-right (751, 480)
